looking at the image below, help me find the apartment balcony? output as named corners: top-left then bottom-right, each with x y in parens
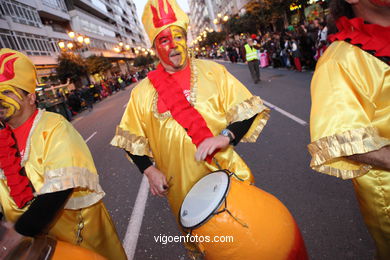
top-left (68, 9), bottom-right (116, 42)
top-left (42, 24), bottom-right (69, 40)
top-left (36, 0), bottom-right (70, 22)
top-left (73, 0), bottom-right (113, 22)
top-left (0, 16), bottom-right (46, 36)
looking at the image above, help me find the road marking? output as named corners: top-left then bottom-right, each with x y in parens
top-left (262, 100), bottom-right (308, 126)
top-left (72, 116), bottom-right (84, 124)
top-left (123, 175), bottom-right (150, 260)
top-left (85, 131), bottom-right (97, 143)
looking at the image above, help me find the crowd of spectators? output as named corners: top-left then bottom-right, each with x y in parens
top-left (65, 69), bottom-right (149, 116)
top-left (196, 17), bottom-right (329, 72)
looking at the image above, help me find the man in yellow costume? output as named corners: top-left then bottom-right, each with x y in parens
top-left (0, 48), bottom-right (127, 260)
top-left (308, 0), bottom-right (390, 259)
top-left (111, 0), bottom-right (269, 256)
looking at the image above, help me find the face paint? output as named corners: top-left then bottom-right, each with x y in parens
top-left (369, 0), bottom-right (390, 7)
top-left (0, 85), bottom-right (23, 121)
top-left (155, 25), bottom-right (187, 69)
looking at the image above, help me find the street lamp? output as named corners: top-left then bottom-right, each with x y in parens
top-left (58, 41), bottom-right (65, 49)
top-left (68, 31), bottom-right (75, 39)
top-left (58, 31), bottom-right (91, 52)
top-left (213, 14), bottom-right (229, 32)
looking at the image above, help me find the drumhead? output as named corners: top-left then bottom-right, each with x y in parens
top-left (180, 170), bottom-right (230, 228)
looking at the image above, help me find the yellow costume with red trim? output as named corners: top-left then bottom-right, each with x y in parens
top-left (111, 58), bottom-right (269, 218)
top-left (308, 17), bottom-right (390, 259)
top-left (0, 49), bottom-right (126, 260)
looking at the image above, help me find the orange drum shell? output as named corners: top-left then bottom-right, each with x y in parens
top-left (52, 240), bottom-right (107, 260)
top-left (193, 177), bottom-right (307, 260)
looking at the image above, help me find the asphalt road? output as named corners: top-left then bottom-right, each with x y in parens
top-left (72, 60), bottom-right (375, 260)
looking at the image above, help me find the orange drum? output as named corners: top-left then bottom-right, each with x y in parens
top-left (180, 170), bottom-right (308, 260)
top-left (0, 228), bottom-right (106, 260)
top-left (52, 240), bottom-right (106, 260)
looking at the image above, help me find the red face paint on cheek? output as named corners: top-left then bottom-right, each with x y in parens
top-left (155, 28), bottom-right (176, 66)
top-left (369, 0), bottom-right (390, 7)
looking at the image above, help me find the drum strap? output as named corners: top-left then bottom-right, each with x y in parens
top-left (214, 198), bottom-right (249, 228)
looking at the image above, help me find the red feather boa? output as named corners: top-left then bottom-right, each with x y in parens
top-left (148, 63), bottom-right (217, 163)
top-left (0, 125), bottom-right (34, 208)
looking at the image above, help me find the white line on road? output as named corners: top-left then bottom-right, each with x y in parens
top-left (71, 116), bottom-right (84, 124)
top-left (85, 131), bottom-right (97, 143)
top-left (123, 175), bottom-right (150, 260)
top-left (262, 100), bottom-right (308, 126)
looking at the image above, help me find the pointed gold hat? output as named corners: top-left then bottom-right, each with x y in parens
top-left (142, 0), bottom-right (189, 44)
top-left (0, 48), bottom-right (37, 93)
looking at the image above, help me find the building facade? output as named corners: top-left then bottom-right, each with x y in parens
top-left (188, 0), bottom-right (254, 41)
top-left (188, 0), bottom-right (217, 41)
top-left (0, 0), bottom-right (147, 80)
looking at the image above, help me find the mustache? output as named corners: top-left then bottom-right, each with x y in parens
top-left (169, 50), bottom-right (181, 57)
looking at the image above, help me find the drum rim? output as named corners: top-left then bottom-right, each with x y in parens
top-left (179, 169), bottom-right (231, 230)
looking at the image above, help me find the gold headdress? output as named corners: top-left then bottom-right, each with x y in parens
top-left (142, 0), bottom-right (189, 44)
top-left (0, 48), bottom-right (37, 93)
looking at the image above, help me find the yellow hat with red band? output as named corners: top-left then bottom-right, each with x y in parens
top-left (142, 0), bottom-right (189, 44)
top-left (0, 48), bottom-right (37, 94)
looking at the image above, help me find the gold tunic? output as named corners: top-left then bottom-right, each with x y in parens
top-left (308, 41), bottom-right (390, 259)
top-left (0, 110), bottom-right (126, 260)
top-left (111, 59), bottom-right (270, 219)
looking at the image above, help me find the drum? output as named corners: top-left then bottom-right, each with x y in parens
top-left (0, 223), bottom-right (106, 260)
top-left (179, 170), bottom-right (308, 260)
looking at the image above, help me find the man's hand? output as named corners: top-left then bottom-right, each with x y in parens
top-left (195, 135), bottom-right (230, 161)
top-left (347, 145), bottom-right (390, 171)
top-left (144, 166), bottom-right (169, 197)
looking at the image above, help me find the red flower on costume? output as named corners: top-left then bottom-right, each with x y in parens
top-left (0, 125), bottom-right (34, 208)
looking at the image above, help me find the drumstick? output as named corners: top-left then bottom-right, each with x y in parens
top-left (163, 176), bottom-right (173, 190)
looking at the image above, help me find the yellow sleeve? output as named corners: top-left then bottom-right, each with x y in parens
top-left (38, 117), bottom-right (105, 209)
top-left (308, 49), bottom-right (390, 179)
top-left (110, 83), bottom-right (153, 158)
top-left (220, 65), bottom-right (270, 142)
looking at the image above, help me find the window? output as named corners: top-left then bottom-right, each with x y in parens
top-left (0, 29), bottom-right (58, 56)
top-left (0, 29), bottom-right (19, 50)
top-left (0, 3), bottom-right (5, 18)
top-left (42, 0), bottom-right (67, 12)
top-left (1, 0), bottom-right (42, 27)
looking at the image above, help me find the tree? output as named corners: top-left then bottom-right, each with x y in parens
top-left (56, 52), bottom-right (87, 87)
top-left (225, 0), bottom-right (309, 34)
top-left (200, 31), bottom-right (226, 47)
top-left (86, 55), bottom-right (112, 75)
top-left (133, 54), bottom-right (155, 68)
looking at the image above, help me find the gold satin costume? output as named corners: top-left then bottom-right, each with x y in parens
top-left (111, 58), bottom-right (270, 219)
top-left (0, 110), bottom-right (127, 260)
top-left (308, 41), bottom-right (390, 258)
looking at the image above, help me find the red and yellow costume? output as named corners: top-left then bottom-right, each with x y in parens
top-left (0, 49), bottom-right (126, 260)
top-left (110, 0), bottom-right (270, 231)
top-left (308, 17), bottom-right (390, 259)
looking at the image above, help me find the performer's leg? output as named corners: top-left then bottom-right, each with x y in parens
top-left (353, 170), bottom-right (390, 260)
